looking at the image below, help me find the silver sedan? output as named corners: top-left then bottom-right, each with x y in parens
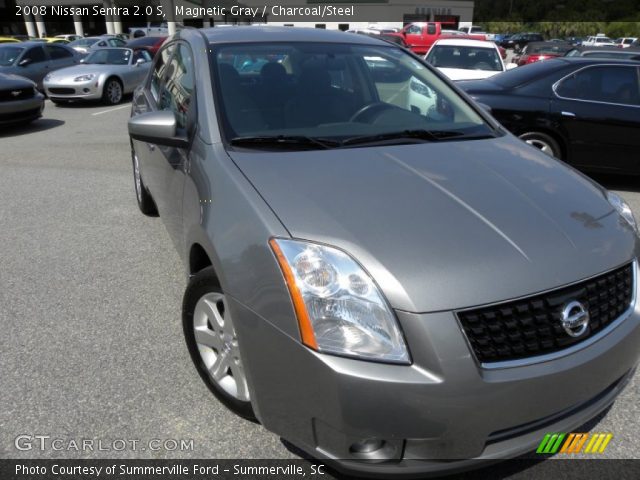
top-left (43, 48), bottom-right (152, 105)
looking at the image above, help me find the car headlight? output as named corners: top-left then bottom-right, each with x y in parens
top-left (410, 78), bottom-right (432, 97)
top-left (270, 238), bottom-right (410, 364)
top-left (74, 74), bottom-right (94, 82)
top-left (607, 191), bottom-right (637, 233)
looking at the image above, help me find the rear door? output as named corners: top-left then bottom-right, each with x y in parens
top-left (551, 64), bottom-right (640, 172)
top-left (44, 44), bottom-right (76, 72)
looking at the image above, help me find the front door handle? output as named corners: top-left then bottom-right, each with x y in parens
top-left (561, 111), bottom-right (576, 118)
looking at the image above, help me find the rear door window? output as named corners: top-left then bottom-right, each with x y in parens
top-left (556, 65), bottom-right (640, 105)
top-left (45, 45), bottom-right (73, 60)
top-left (23, 46), bottom-right (47, 63)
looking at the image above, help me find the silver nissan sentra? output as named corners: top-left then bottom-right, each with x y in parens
top-left (128, 27), bottom-right (640, 476)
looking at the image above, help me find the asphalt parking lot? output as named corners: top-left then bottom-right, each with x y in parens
top-left (0, 99), bottom-right (638, 471)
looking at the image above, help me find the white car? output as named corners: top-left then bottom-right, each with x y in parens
top-left (424, 38), bottom-right (516, 81)
top-left (129, 22), bottom-right (169, 38)
top-left (55, 34), bottom-right (82, 42)
top-left (582, 35), bottom-right (616, 47)
top-left (614, 37), bottom-right (638, 48)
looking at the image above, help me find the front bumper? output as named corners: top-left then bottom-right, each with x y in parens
top-left (230, 264), bottom-right (640, 476)
top-left (0, 93), bottom-right (44, 125)
top-left (44, 80), bottom-right (102, 101)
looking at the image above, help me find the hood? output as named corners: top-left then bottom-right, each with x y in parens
top-left (44, 64), bottom-right (120, 81)
top-left (0, 72), bottom-right (35, 88)
top-left (229, 136), bottom-right (638, 313)
top-left (438, 67), bottom-right (503, 81)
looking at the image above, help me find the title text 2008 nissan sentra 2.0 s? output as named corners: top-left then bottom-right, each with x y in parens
top-left (127, 27), bottom-right (640, 476)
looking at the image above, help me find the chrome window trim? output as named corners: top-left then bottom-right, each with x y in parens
top-left (552, 63), bottom-right (640, 108)
top-left (458, 260), bottom-right (637, 370)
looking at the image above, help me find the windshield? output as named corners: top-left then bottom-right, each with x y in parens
top-left (0, 46), bottom-right (23, 66)
top-left (212, 42), bottom-right (493, 149)
top-left (69, 38), bottom-right (99, 48)
top-left (85, 48), bottom-right (131, 65)
top-left (526, 43), bottom-right (572, 55)
top-left (426, 45), bottom-right (502, 71)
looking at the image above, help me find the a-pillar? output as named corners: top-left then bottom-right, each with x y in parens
top-left (23, 13), bottom-right (37, 38)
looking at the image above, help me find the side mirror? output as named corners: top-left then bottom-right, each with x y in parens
top-left (128, 110), bottom-right (190, 148)
top-left (79, 58), bottom-right (86, 63)
top-left (135, 58), bottom-right (145, 66)
top-left (18, 58), bottom-right (31, 67)
top-left (506, 63), bottom-right (518, 70)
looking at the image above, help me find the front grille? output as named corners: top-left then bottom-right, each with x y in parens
top-left (48, 87), bottom-right (75, 95)
top-left (0, 87), bottom-right (34, 102)
top-left (458, 263), bottom-right (634, 364)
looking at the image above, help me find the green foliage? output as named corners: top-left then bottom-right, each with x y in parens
top-left (475, 0), bottom-right (640, 23)
top-left (479, 21), bottom-right (640, 38)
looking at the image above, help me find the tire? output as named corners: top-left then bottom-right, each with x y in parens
top-left (130, 141), bottom-right (158, 216)
top-left (519, 132), bottom-right (562, 159)
top-left (183, 267), bottom-right (257, 421)
top-left (102, 78), bottom-right (123, 105)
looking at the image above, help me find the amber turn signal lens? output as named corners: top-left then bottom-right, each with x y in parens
top-left (269, 238), bottom-right (319, 350)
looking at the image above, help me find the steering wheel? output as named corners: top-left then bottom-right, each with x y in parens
top-left (473, 62), bottom-right (492, 70)
top-left (350, 102), bottom-right (398, 123)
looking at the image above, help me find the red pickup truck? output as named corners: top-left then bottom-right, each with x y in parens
top-left (385, 22), bottom-right (487, 55)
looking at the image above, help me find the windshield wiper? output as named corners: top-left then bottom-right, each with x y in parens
top-left (340, 129), bottom-right (478, 147)
top-left (230, 135), bottom-right (340, 150)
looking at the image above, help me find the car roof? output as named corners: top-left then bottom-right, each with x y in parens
top-left (201, 26), bottom-right (386, 46)
top-left (2, 41), bottom-right (46, 47)
top-left (551, 57), bottom-right (640, 66)
top-left (574, 45), bottom-right (640, 52)
top-left (433, 38), bottom-right (497, 48)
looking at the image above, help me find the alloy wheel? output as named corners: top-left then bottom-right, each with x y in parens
top-left (107, 80), bottom-right (122, 104)
top-left (524, 138), bottom-right (554, 156)
top-left (192, 292), bottom-right (250, 402)
top-left (132, 150), bottom-right (142, 203)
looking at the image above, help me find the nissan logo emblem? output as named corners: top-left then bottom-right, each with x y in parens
top-left (561, 301), bottom-right (590, 337)
top-left (11, 91), bottom-right (21, 97)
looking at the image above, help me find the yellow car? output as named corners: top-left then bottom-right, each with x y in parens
top-left (0, 37), bottom-right (21, 43)
top-left (31, 37), bottom-right (70, 44)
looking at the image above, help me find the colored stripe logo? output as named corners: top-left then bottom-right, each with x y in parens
top-left (536, 433), bottom-right (613, 454)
